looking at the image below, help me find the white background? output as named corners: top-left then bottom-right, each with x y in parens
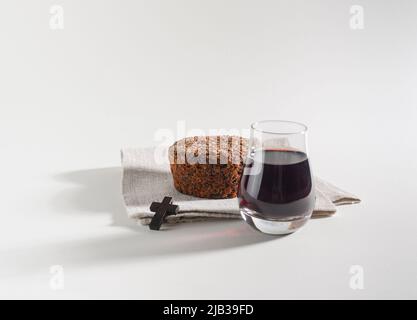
top-left (0, 0), bottom-right (416, 299)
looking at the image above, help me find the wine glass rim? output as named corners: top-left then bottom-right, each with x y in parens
top-left (251, 120), bottom-right (308, 135)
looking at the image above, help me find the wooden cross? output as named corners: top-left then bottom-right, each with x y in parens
top-left (149, 196), bottom-right (179, 230)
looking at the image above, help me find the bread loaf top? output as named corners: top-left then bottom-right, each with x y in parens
top-left (168, 135), bottom-right (248, 165)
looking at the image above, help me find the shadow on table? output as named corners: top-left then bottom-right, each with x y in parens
top-left (53, 167), bottom-right (137, 230)
top-left (3, 219), bottom-right (279, 276)
top-left (15, 167), bottom-right (280, 276)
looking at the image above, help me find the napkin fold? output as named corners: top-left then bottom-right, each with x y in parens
top-left (121, 147), bottom-right (360, 225)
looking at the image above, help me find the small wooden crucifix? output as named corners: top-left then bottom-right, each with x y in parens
top-left (149, 196), bottom-right (179, 230)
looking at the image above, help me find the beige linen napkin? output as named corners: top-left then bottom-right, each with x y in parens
top-left (121, 147), bottom-right (360, 225)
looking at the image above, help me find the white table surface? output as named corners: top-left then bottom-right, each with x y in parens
top-left (1, 0), bottom-right (416, 299)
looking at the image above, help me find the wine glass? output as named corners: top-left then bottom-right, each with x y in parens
top-left (238, 120), bottom-right (315, 235)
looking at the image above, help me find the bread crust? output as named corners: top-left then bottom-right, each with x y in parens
top-left (168, 136), bottom-right (248, 199)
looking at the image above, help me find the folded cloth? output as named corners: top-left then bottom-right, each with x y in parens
top-left (121, 147), bottom-right (360, 225)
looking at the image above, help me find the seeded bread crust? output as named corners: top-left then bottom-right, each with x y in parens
top-left (168, 136), bottom-right (248, 199)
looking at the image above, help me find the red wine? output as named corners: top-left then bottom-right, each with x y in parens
top-left (238, 149), bottom-right (315, 219)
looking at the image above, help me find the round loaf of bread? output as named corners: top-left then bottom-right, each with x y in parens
top-left (168, 136), bottom-right (248, 199)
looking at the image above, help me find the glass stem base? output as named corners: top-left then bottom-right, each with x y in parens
top-left (240, 208), bottom-right (312, 235)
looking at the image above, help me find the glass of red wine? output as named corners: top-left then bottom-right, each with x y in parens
top-left (238, 120), bottom-right (315, 235)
